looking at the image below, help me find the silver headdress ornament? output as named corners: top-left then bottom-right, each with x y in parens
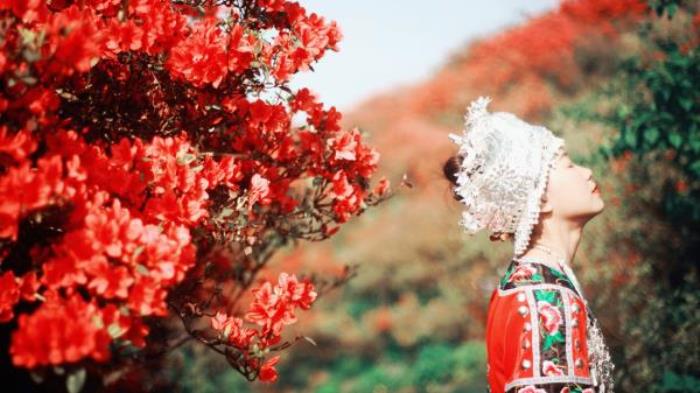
top-left (447, 96), bottom-right (565, 257)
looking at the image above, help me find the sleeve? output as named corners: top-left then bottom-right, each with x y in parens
top-left (502, 287), bottom-right (598, 393)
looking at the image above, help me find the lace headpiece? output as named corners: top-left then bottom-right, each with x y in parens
top-left (448, 96), bottom-right (565, 257)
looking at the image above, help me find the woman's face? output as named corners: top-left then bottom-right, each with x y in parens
top-left (544, 148), bottom-right (604, 222)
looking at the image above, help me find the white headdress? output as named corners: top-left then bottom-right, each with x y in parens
top-left (448, 96), bottom-right (565, 257)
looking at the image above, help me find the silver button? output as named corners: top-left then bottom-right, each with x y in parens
top-left (518, 306), bottom-right (529, 316)
top-left (517, 293), bottom-right (526, 302)
top-left (576, 358), bottom-right (584, 368)
top-left (571, 318), bottom-right (578, 327)
top-left (521, 359), bottom-right (531, 369)
top-left (524, 322), bottom-right (532, 331)
top-left (572, 304), bottom-right (580, 313)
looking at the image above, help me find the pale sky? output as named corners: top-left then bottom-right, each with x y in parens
top-left (290, 0), bottom-right (558, 111)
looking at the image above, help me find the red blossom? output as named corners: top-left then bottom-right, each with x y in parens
top-left (258, 355), bottom-right (281, 383)
top-left (248, 174), bottom-right (272, 207)
top-left (166, 18), bottom-right (229, 88)
top-left (374, 177), bottom-right (391, 196)
top-left (0, 127), bottom-right (37, 163)
top-left (208, 273), bottom-right (317, 382)
top-left (0, 271), bottom-right (20, 322)
top-left (10, 294), bottom-right (111, 368)
top-left (0, 0), bottom-right (381, 385)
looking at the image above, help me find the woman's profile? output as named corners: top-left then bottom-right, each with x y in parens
top-left (443, 97), bottom-right (614, 393)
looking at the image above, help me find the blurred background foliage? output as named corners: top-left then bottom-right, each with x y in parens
top-left (153, 1), bottom-right (699, 391)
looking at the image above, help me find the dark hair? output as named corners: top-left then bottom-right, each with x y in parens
top-left (442, 155), bottom-right (463, 202)
top-left (442, 154), bottom-right (514, 242)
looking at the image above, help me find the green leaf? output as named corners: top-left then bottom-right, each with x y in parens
top-left (644, 127), bottom-right (660, 144)
top-left (667, 4), bottom-right (677, 18)
top-left (218, 208), bottom-right (234, 219)
top-left (534, 290), bottom-right (557, 304)
top-left (623, 129), bottom-right (637, 148)
top-left (29, 371), bottom-right (45, 384)
top-left (19, 28), bottom-right (37, 46)
top-left (66, 368), bottom-right (86, 393)
top-left (689, 160), bottom-right (700, 177)
top-left (679, 97), bottom-right (693, 111)
top-left (135, 264), bottom-right (149, 275)
top-left (669, 132), bottom-right (683, 148)
top-left (176, 153), bottom-right (196, 165)
top-left (543, 331), bottom-right (565, 351)
top-left (108, 323), bottom-right (125, 339)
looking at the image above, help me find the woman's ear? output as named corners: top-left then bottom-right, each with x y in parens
top-left (540, 193), bottom-right (554, 214)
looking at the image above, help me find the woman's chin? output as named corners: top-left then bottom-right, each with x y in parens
top-left (593, 197), bottom-right (605, 214)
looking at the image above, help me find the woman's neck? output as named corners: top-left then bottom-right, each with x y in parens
top-left (517, 223), bottom-right (584, 267)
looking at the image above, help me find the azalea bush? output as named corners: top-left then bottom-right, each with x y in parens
top-left (0, 0), bottom-right (389, 390)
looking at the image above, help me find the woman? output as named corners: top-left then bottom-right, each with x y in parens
top-left (442, 97), bottom-right (614, 393)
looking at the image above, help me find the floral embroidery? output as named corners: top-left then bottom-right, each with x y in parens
top-left (499, 259), bottom-right (579, 296)
top-left (499, 259), bottom-right (598, 393)
top-left (517, 386), bottom-right (547, 393)
top-left (542, 360), bottom-right (565, 376)
top-left (535, 289), bottom-right (568, 371)
top-left (538, 300), bottom-right (563, 334)
top-left (507, 384), bottom-right (596, 393)
top-left (510, 264), bottom-right (539, 283)
top-left (560, 387), bottom-right (596, 393)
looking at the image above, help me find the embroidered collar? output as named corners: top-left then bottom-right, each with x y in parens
top-left (498, 258), bottom-right (579, 296)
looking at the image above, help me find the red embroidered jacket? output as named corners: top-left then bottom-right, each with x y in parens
top-left (486, 259), bottom-right (597, 393)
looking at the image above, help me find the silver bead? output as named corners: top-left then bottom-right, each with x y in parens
top-left (524, 322), bottom-right (532, 331)
top-left (576, 358), bottom-right (584, 368)
top-left (517, 293), bottom-right (526, 302)
top-left (572, 304), bottom-right (580, 313)
top-left (571, 318), bottom-right (578, 327)
top-left (518, 306), bottom-right (529, 316)
top-left (521, 359), bottom-right (531, 369)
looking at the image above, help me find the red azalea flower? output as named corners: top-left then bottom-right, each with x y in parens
top-left (10, 294), bottom-right (111, 368)
top-left (87, 263), bottom-right (135, 299)
top-left (258, 355), bottom-right (280, 383)
top-left (0, 272), bottom-right (20, 322)
top-left (248, 174), bottom-right (271, 207)
top-left (166, 17), bottom-right (229, 88)
top-left (0, 127), bottom-right (37, 162)
top-left (374, 177), bottom-right (390, 196)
